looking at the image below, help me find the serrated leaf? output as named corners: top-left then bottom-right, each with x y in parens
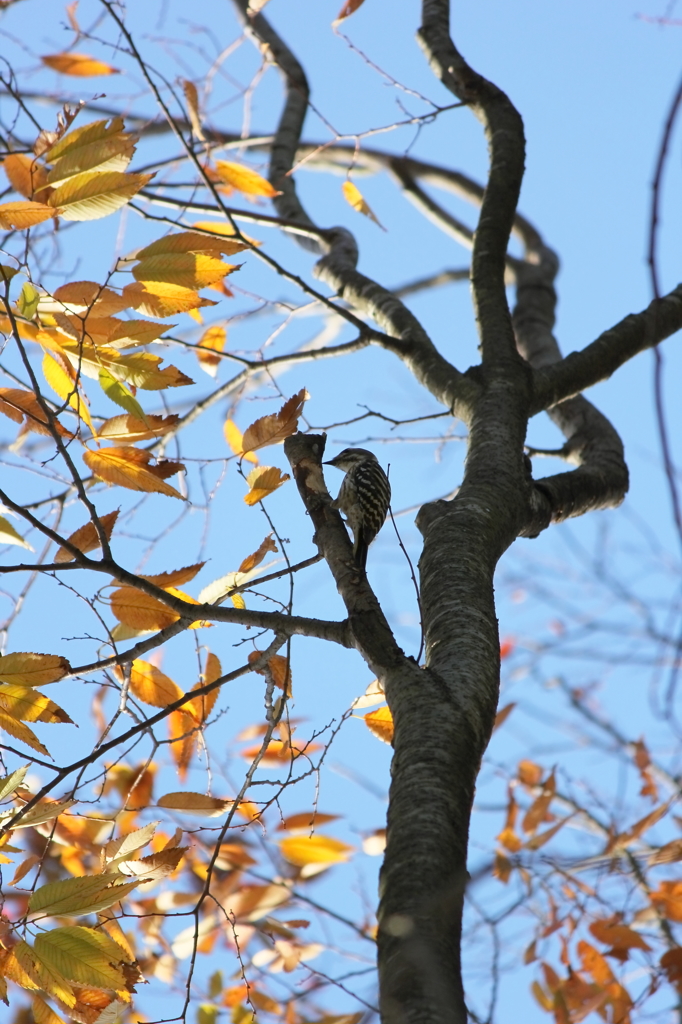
top-left (0, 652), bottom-right (70, 686)
top-left (224, 419), bottom-right (258, 463)
top-left (0, 764), bottom-right (29, 801)
top-left (0, 514), bottom-right (33, 551)
top-left (0, 684), bottom-right (73, 724)
top-left (54, 510), bottom-right (119, 563)
top-left (122, 280), bottom-right (217, 318)
top-left (47, 171), bottom-right (152, 222)
top-left (141, 563), bottom-right (205, 588)
top-left (279, 835), bottom-right (354, 866)
top-left (192, 219), bottom-right (262, 246)
top-left (0, 201), bottom-right (56, 229)
top-left (241, 389), bottom-right (308, 454)
top-left (363, 705), bottom-right (393, 744)
top-left (243, 466), bottom-right (290, 505)
top-left (13, 939), bottom-right (75, 1008)
top-left (104, 821), bottom-right (158, 863)
top-left (136, 231), bottom-right (248, 259)
top-left (46, 135), bottom-right (134, 187)
top-left (214, 161), bottom-right (280, 198)
top-left (157, 791), bottom-right (232, 817)
top-left (41, 53), bottom-right (120, 77)
top-left (50, 281), bottom-right (130, 317)
top-left (129, 660), bottom-right (185, 710)
top-left (96, 413), bottom-right (178, 443)
top-left (133, 252), bottom-right (240, 290)
top-left (34, 927), bottom-right (130, 990)
top-left (83, 447), bottom-right (185, 499)
top-left (28, 874), bottom-right (142, 917)
top-left (31, 995), bottom-right (66, 1024)
top-left (0, 797), bottom-right (74, 828)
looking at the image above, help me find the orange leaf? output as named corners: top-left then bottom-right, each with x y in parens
top-left (2, 155), bottom-right (52, 200)
top-left (518, 759), bottom-right (543, 787)
top-left (54, 510), bottom-right (119, 562)
top-left (651, 881), bottom-right (682, 922)
top-left (522, 770), bottom-right (555, 833)
top-left (241, 389), bottom-right (308, 454)
top-left (0, 201), bottom-right (56, 229)
top-left (589, 920), bottom-right (651, 959)
top-left (122, 280), bottom-right (217, 318)
top-left (248, 650), bottom-right (291, 696)
top-left (129, 660), bottom-right (185, 709)
top-left (238, 534), bottom-right (278, 573)
top-left (141, 564), bottom-right (205, 588)
top-left (41, 53), bottom-right (119, 76)
top-left (500, 637), bottom-right (515, 659)
top-left (578, 940), bottom-right (615, 986)
top-left (279, 835), bottom-right (353, 867)
top-left (364, 705), bottom-right (394, 744)
top-left (244, 465), bottom-right (290, 505)
top-left (96, 413), bottom-right (179, 443)
top-left (83, 446), bottom-right (185, 499)
top-left (214, 160), bottom-right (280, 197)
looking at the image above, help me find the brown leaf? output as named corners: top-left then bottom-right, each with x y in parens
top-left (55, 510), bottom-right (119, 562)
top-left (238, 534), bottom-right (278, 573)
top-left (522, 770), bottom-right (555, 834)
top-left (334, 0), bottom-right (366, 21)
top-left (493, 701), bottom-right (515, 732)
top-left (241, 389), bottom-right (308, 454)
top-left (518, 759), bottom-right (543, 787)
top-left (182, 80), bottom-right (205, 141)
top-left (140, 563), bottom-right (204, 588)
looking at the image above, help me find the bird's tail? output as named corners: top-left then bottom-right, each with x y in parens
top-left (354, 533), bottom-right (368, 570)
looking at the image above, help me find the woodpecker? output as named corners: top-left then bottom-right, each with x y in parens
top-left (324, 448), bottom-right (391, 569)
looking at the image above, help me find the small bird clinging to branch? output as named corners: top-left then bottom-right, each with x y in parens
top-left (324, 447), bottom-right (391, 569)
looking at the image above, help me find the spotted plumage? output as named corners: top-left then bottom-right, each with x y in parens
top-left (324, 448), bottom-right (391, 569)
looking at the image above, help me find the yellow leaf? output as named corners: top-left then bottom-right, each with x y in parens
top-left (83, 447), bottom-right (185, 499)
top-left (54, 510), bottom-right (119, 563)
top-left (0, 652), bottom-right (70, 686)
top-left (2, 154), bottom-right (52, 200)
top-left (98, 367), bottom-right (149, 422)
top-left (192, 219), bottom-right (262, 246)
top-left (41, 351), bottom-right (94, 432)
top-left (13, 939), bottom-right (75, 1008)
top-left (278, 835), bottom-right (354, 866)
top-left (0, 764), bottom-right (29, 800)
top-left (122, 280), bottom-right (217, 318)
top-left (34, 927), bottom-right (131, 991)
top-left (196, 325), bottom-right (225, 377)
top-left (28, 874), bottom-right (142, 917)
top-left (214, 160), bottom-right (280, 197)
top-left (0, 201), bottom-right (56, 229)
top-left (0, 684), bottom-right (73, 724)
top-left (136, 230), bottom-right (248, 259)
top-left (96, 413), bottom-right (179, 442)
top-left (54, 339), bottom-right (193, 391)
top-left (41, 53), bottom-right (120, 77)
top-left (342, 180), bottom-right (385, 229)
top-left (47, 171), bottom-right (153, 222)
top-left (0, 797), bottom-right (75, 830)
top-left (133, 252), bottom-right (240, 290)
top-left (224, 418), bottom-right (258, 463)
top-left (364, 705), bottom-right (394, 744)
top-left (243, 466), bottom-right (290, 505)
top-left (182, 79), bottom-right (205, 141)
top-left (156, 791), bottom-right (232, 817)
top-left (32, 995), bottom-right (66, 1024)
top-left (129, 660), bottom-right (185, 709)
top-left (0, 514), bottom-right (33, 551)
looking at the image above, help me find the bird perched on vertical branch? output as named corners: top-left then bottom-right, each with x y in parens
top-left (324, 447), bottom-right (391, 569)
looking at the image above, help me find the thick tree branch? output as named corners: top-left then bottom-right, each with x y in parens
top-left (531, 283), bottom-right (682, 412)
